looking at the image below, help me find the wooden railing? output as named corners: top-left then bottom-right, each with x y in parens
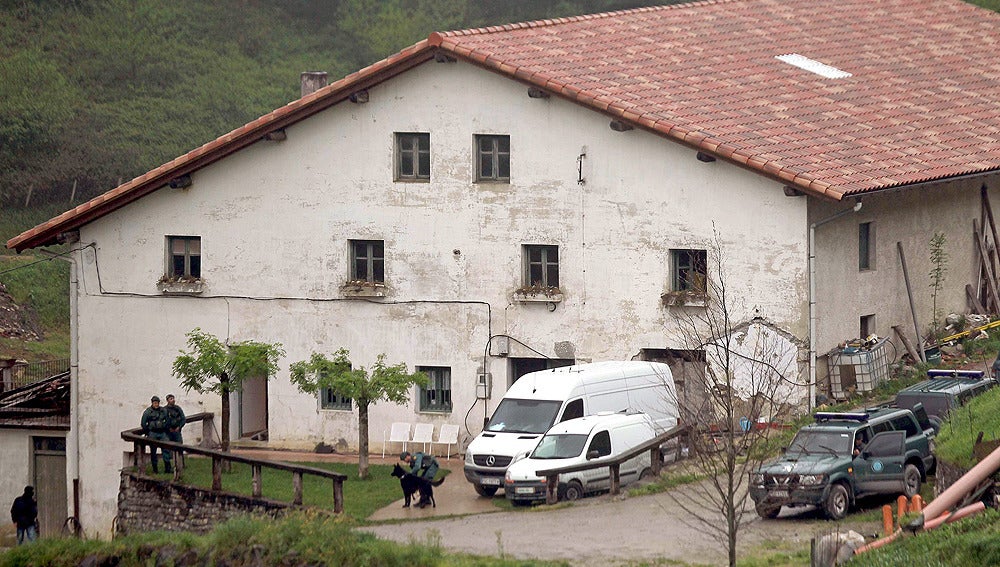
top-left (121, 412), bottom-right (346, 513)
top-left (534, 423), bottom-right (691, 504)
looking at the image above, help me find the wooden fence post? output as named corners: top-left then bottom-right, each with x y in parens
top-left (609, 464), bottom-right (621, 495)
top-left (252, 465), bottom-right (262, 497)
top-left (333, 479), bottom-right (344, 514)
top-left (293, 472), bottom-right (303, 505)
top-left (212, 457), bottom-right (223, 491)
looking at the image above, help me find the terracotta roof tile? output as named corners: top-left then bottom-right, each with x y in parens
top-left (11, 0), bottom-right (1000, 251)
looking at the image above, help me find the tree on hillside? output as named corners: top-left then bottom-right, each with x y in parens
top-left (289, 349), bottom-right (428, 479)
top-left (665, 230), bottom-right (802, 567)
top-left (172, 328), bottom-right (285, 453)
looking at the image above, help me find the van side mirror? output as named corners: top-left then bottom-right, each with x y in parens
top-left (587, 450), bottom-right (600, 460)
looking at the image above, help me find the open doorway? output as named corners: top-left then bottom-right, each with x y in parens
top-left (238, 376), bottom-right (268, 440)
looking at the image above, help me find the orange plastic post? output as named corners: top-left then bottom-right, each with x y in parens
top-left (910, 494), bottom-right (923, 513)
top-left (897, 495), bottom-right (908, 521)
top-left (882, 504), bottom-right (894, 535)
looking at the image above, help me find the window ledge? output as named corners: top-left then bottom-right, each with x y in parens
top-left (661, 291), bottom-right (709, 308)
top-left (341, 281), bottom-right (387, 298)
top-left (157, 280), bottom-right (205, 295)
top-left (513, 287), bottom-right (564, 303)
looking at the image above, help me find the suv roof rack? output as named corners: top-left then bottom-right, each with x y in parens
top-left (926, 369), bottom-right (985, 380)
top-left (813, 411), bottom-right (869, 422)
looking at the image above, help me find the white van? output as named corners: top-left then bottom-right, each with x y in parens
top-left (504, 412), bottom-right (658, 503)
top-left (463, 361), bottom-right (677, 496)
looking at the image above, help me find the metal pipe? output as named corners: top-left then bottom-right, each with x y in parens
top-left (809, 202), bottom-right (862, 410)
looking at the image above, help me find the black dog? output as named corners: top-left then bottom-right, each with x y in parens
top-left (392, 463), bottom-right (444, 508)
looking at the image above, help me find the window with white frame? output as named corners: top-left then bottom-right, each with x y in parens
top-left (395, 132), bottom-right (430, 181)
top-left (523, 244), bottom-right (559, 288)
top-left (350, 240), bottom-right (384, 283)
top-left (320, 388), bottom-right (352, 411)
top-left (670, 249), bottom-right (707, 292)
top-left (418, 366), bottom-right (452, 412)
top-left (475, 134), bottom-right (510, 182)
top-left (167, 236), bottom-right (201, 279)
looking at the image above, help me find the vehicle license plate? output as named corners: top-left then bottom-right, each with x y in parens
top-left (481, 477), bottom-right (502, 486)
top-left (771, 490), bottom-right (788, 499)
top-left (515, 487), bottom-right (535, 495)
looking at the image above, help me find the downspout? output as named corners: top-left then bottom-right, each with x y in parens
top-left (41, 245), bottom-right (81, 526)
top-left (808, 202), bottom-right (862, 411)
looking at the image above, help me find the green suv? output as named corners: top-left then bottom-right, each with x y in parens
top-left (750, 408), bottom-right (936, 520)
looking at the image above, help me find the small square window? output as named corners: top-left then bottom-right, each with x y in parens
top-left (320, 388), bottom-right (352, 411)
top-left (859, 222), bottom-right (875, 271)
top-left (475, 134), bottom-right (510, 182)
top-left (523, 245), bottom-right (559, 288)
top-left (350, 240), bottom-right (384, 283)
top-left (860, 314), bottom-right (875, 338)
top-left (671, 249), bottom-right (707, 292)
top-left (418, 367), bottom-right (452, 412)
top-left (167, 236), bottom-right (201, 279)
top-left (395, 133), bottom-right (430, 181)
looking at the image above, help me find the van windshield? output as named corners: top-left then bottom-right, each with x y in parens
top-left (531, 434), bottom-right (588, 459)
top-left (486, 399), bottom-right (562, 434)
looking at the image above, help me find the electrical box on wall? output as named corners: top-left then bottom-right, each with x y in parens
top-left (476, 373), bottom-right (492, 399)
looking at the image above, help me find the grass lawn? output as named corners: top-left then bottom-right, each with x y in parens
top-left (143, 457), bottom-right (449, 521)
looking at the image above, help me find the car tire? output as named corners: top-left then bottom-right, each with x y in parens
top-left (755, 504), bottom-right (781, 519)
top-left (903, 464), bottom-right (922, 498)
top-left (474, 484), bottom-right (499, 497)
top-left (639, 467), bottom-right (652, 480)
top-left (824, 483), bottom-right (850, 520)
top-left (563, 480), bottom-right (584, 501)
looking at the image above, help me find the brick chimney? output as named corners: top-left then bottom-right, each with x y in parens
top-left (300, 72), bottom-right (328, 97)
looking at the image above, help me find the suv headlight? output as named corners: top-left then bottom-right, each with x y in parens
top-left (799, 474), bottom-right (826, 486)
top-left (751, 472), bottom-right (765, 485)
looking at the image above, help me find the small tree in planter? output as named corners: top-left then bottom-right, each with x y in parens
top-left (289, 348), bottom-right (428, 479)
top-left (172, 328), bottom-right (285, 453)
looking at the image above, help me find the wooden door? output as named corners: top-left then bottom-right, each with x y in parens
top-left (32, 436), bottom-right (67, 538)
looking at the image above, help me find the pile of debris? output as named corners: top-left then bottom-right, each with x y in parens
top-left (0, 280), bottom-right (43, 341)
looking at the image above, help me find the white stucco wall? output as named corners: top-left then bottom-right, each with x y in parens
top-left (811, 177), bottom-right (1000, 365)
top-left (0, 430), bottom-right (33, 511)
top-left (67, 59), bottom-right (809, 536)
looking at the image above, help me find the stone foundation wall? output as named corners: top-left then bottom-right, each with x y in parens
top-left (116, 472), bottom-right (291, 535)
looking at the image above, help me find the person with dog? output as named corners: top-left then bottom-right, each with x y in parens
top-left (140, 395), bottom-right (172, 473)
top-left (400, 450), bottom-right (439, 508)
top-left (10, 485), bottom-right (38, 545)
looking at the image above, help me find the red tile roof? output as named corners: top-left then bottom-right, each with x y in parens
top-left (10, 0), bottom-right (1000, 251)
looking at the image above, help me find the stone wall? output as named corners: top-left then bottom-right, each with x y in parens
top-left (116, 472), bottom-right (290, 535)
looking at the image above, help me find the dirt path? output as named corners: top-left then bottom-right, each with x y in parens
top-left (360, 480), bottom-right (880, 566)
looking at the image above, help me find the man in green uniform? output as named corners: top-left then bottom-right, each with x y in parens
top-left (401, 450), bottom-right (439, 508)
top-left (164, 393), bottom-right (186, 467)
top-left (140, 395), bottom-right (171, 473)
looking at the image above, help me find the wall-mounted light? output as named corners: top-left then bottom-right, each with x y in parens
top-left (168, 174), bottom-right (192, 189)
top-left (528, 87), bottom-right (550, 99)
top-left (783, 186), bottom-right (804, 197)
top-left (349, 90), bottom-right (369, 104)
top-left (264, 129), bottom-right (287, 142)
top-left (609, 120), bottom-right (633, 132)
top-left (696, 152), bottom-right (716, 163)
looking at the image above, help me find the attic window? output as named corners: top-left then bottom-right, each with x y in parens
top-left (775, 54), bottom-right (852, 79)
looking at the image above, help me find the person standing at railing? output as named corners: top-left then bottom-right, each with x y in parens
top-left (140, 396), bottom-right (172, 473)
top-left (164, 394), bottom-right (186, 466)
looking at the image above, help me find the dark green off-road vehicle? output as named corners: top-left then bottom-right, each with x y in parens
top-left (750, 408), bottom-right (936, 520)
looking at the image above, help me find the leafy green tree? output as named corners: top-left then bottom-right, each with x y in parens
top-left (290, 349), bottom-right (428, 479)
top-left (172, 328), bottom-right (285, 453)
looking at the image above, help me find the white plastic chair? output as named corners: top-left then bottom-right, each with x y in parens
top-left (433, 423), bottom-right (461, 459)
top-left (411, 423), bottom-right (434, 453)
top-left (382, 422), bottom-right (411, 458)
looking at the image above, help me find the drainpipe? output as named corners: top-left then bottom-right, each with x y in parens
top-left (41, 245), bottom-right (81, 525)
top-left (808, 202), bottom-right (862, 411)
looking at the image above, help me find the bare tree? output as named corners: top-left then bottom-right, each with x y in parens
top-left (665, 230), bottom-right (804, 567)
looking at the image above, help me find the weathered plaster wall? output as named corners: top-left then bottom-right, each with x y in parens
top-left (811, 177), bottom-right (1000, 362)
top-left (0, 431), bottom-right (32, 515)
top-left (69, 60), bottom-right (809, 536)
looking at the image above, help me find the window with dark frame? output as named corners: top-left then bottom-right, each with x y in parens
top-left (350, 240), bottom-right (384, 283)
top-left (320, 388), bottom-right (352, 411)
top-left (524, 245), bottom-right (559, 288)
top-left (418, 366), bottom-right (452, 412)
top-left (859, 222), bottom-right (874, 270)
top-left (475, 134), bottom-right (510, 182)
top-left (395, 132), bottom-right (430, 181)
top-left (168, 236), bottom-right (201, 279)
top-left (670, 249), bottom-right (707, 292)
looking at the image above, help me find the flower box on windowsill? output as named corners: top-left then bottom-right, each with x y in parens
top-left (156, 277), bottom-right (205, 295)
top-left (513, 286), bottom-right (564, 303)
top-left (341, 280), bottom-right (387, 298)
top-left (661, 291), bottom-right (709, 308)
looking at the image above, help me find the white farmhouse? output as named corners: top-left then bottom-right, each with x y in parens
top-left (8, 0), bottom-right (1000, 538)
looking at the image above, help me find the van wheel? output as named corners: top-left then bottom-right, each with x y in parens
top-left (475, 484), bottom-right (499, 497)
top-left (903, 464), bottom-right (922, 498)
top-left (563, 480), bottom-right (584, 501)
top-left (824, 483), bottom-right (850, 520)
top-left (639, 467), bottom-right (652, 480)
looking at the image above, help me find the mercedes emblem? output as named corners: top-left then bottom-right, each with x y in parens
top-left (486, 455), bottom-right (496, 466)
